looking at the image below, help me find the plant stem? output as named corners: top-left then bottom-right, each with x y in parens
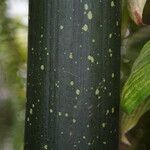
top-left (24, 1), bottom-right (121, 149)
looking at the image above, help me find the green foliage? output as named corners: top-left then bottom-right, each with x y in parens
top-left (0, 0), bottom-right (27, 150)
top-left (121, 41), bottom-right (150, 113)
top-left (120, 0), bottom-right (150, 148)
top-left (121, 99), bottom-right (150, 145)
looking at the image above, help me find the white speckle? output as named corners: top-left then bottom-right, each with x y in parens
top-left (95, 89), bottom-right (100, 95)
top-left (84, 4), bottom-right (88, 10)
top-left (87, 124), bottom-right (90, 128)
top-left (65, 113), bottom-right (69, 117)
top-left (102, 123), bottom-right (106, 128)
top-left (40, 65), bottom-right (45, 70)
top-left (116, 21), bottom-right (119, 26)
top-left (69, 53), bottom-right (73, 59)
top-left (78, 140), bottom-right (81, 143)
top-left (49, 109), bottom-right (53, 113)
top-left (112, 107), bottom-right (115, 113)
top-left (111, 73), bottom-right (115, 78)
top-left (84, 11), bottom-right (87, 15)
top-left (111, 1), bottom-right (115, 7)
top-left (74, 144), bottom-right (77, 147)
top-left (76, 89), bottom-right (80, 95)
top-left (69, 132), bottom-right (73, 136)
top-left (88, 142), bottom-right (91, 146)
top-left (70, 81), bottom-right (74, 86)
top-left (46, 52), bottom-right (49, 55)
top-left (103, 141), bottom-right (107, 145)
top-left (103, 78), bottom-right (106, 82)
top-left (29, 108), bottom-right (33, 115)
top-left (32, 104), bottom-right (35, 108)
top-left (27, 117), bottom-right (30, 122)
top-left (44, 145), bottom-right (48, 149)
top-left (106, 110), bottom-right (110, 115)
top-left (60, 25), bottom-right (64, 30)
top-left (73, 119), bottom-right (76, 123)
top-left (92, 39), bottom-right (95, 43)
top-left (58, 112), bottom-right (62, 116)
top-left (87, 11), bottom-right (93, 20)
top-left (41, 34), bottom-right (43, 38)
top-left (98, 96), bottom-right (101, 99)
top-left (55, 83), bottom-right (59, 88)
top-left (74, 105), bottom-right (77, 109)
top-left (82, 24), bottom-right (88, 31)
top-left (109, 48), bottom-right (112, 53)
top-left (109, 92), bottom-right (112, 96)
top-left (109, 33), bottom-right (112, 38)
top-left (87, 55), bottom-right (95, 63)
top-left (83, 136), bottom-right (86, 139)
top-left (87, 67), bottom-right (90, 71)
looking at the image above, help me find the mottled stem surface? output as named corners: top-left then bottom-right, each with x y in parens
top-left (24, 0), bottom-right (121, 150)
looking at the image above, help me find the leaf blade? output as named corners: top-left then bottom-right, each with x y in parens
top-left (121, 40), bottom-right (150, 113)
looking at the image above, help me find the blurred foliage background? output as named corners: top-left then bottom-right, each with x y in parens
top-left (0, 0), bottom-right (27, 149)
top-left (0, 0), bottom-right (150, 150)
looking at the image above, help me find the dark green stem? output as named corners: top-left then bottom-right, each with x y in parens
top-left (24, 0), bottom-right (121, 149)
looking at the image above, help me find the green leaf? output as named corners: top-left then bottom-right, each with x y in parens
top-left (121, 40), bottom-right (150, 113)
top-left (121, 99), bottom-right (150, 145)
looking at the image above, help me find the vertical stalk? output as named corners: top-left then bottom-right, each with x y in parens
top-left (24, 0), bottom-right (121, 150)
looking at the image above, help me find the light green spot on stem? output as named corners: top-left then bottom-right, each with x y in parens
top-left (87, 11), bottom-right (93, 20)
top-left (30, 108), bottom-right (33, 115)
top-left (44, 145), bottom-right (48, 150)
top-left (69, 53), bottom-right (73, 59)
top-left (65, 113), bottom-right (69, 117)
top-left (76, 89), bottom-right (80, 95)
top-left (102, 123), bottom-right (106, 128)
top-left (109, 33), bottom-right (112, 38)
top-left (95, 89), bottom-right (100, 95)
top-left (84, 4), bottom-right (88, 10)
top-left (87, 55), bottom-right (95, 63)
top-left (111, 73), bottom-right (115, 78)
top-left (111, 1), bottom-right (115, 7)
top-left (92, 39), bottom-right (95, 43)
top-left (49, 109), bottom-right (53, 113)
top-left (70, 81), bottom-right (74, 86)
top-left (112, 107), bottom-right (115, 113)
top-left (40, 65), bottom-right (44, 70)
top-left (73, 119), bottom-right (76, 123)
top-left (82, 24), bottom-right (88, 31)
top-left (60, 25), bottom-right (64, 30)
